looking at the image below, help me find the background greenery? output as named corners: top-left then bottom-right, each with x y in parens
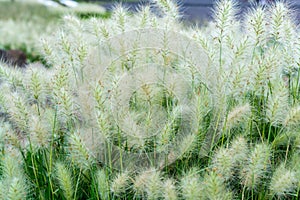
top-left (0, 1), bottom-right (109, 63)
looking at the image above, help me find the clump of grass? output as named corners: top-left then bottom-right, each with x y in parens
top-left (0, 0), bottom-right (300, 199)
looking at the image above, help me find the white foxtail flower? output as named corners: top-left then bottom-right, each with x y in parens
top-left (111, 5), bottom-right (129, 33)
top-left (241, 143), bottom-right (271, 190)
top-left (6, 92), bottom-right (29, 133)
top-left (230, 136), bottom-right (248, 167)
top-left (0, 148), bottom-right (27, 200)
top-left (269, 2), bottom-right (292, 44)
top-left (55, 162), bottom-right (74, 200)
top-left (284, 106), bottom-right (300, 128)
top-left (96, 169), bottom-right (110, 200)
top-left (68, 131), bottom-right (95, 171)
top-left (269, 164), bottom-right (297, 198)
top-left (152, 0), bottom-right (180, 20)
top-left (266, 80), bottom-right (289, 126)
top-left (133, 168), bottom-right (162, 199)
top-left (180, 168), bottom-right (202, 200)
top-left (202, 171), bottom-right (232, 200)
top-left (212, 147), bottom-right (233, 181)
top-left (110, 171), bottom-right (130, 196)
top-left (226, 103), bottom-right (251, 130)
top-left (29, 114), bottom-right (51, 151)
top-left (245, 6), bottom-right (267, 48)
top-left (25, 66), bottom-right (48, 106)
top-left (163, 178), bottom-right (178, 200)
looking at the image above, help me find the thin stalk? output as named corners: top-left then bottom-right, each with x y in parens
top-left (74, 168), bottom-right (82, 200)
top-left (92, 171), bottom-right (100, 200)
top-left (284, 139), bottom-right (290, 166)
top-left (209, 111), bottom-right (223, 154)
top-left (118, 127), bottom-right (123, 172)
top-left (28, 139), bottom-right (44, 200)
top-left (47, 106), bottom-right (58, 199)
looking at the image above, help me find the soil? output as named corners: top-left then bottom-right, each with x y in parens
top-left (0, 49), bottom-right (27, 67)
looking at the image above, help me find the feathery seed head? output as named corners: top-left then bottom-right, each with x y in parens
top-left (28, 115), bottom-right (51, 151)
top-left (144, 168), bottom-right (162, 200)
top-left (152, 0), bottom-right (181, 20)
top-left (245, 6), bottom-right (267, 46)
top-left (0, 148), bottom-right (27, 200)
top-left (40, 38), bottom-right (55, 65)
top-left (6, 177), bottom-right (28, 200)
top-left (226, 103), bottom-right (251, 130)
top-left (284, 106), bottom-right (300, 129)
top-left (212, 147), bottom-right (234, 181)
top-left (269, 2), bottom-right (293, 43)
top-left (6, 92), bottom-right (29, 133)
top-left (96, 169), bottom-right (110, 200)
top-left (269, 164), bottom-right (297, 198)
top-left (55, 162), bottom-right (74, 200)
top-left (180, 168), bottom-right (202, 200)
top-left (1, 148), bottom-right (23, 179)
top-left (133, 168), bottom-right (162, 199)
top-left (68, 131), bottom-right (95, 171)
top-left (0, 62), bottom-right (24, 87)
top-left (241, 143), bottom-right (271, 190)
top-left (213, 0), bottom-right (238, 37)
top-left (266, 80), bottom-right (289, 126)
top-left (163, 178), bottom-right (178, 200)
top-left (136, 6), bottom-right (152, 28)
top-left (230, 136), bottom-right (248, 166)
top-left (25, 65), bottom-right (48, 106)
top-left (174, 133), bottom-right (197, 160)
top-left (110, 171), bottom-right (130, 196)
top-left (111, 5), bottom-right (129, 32)
top-left (202, 171), bottom-right (233, 200)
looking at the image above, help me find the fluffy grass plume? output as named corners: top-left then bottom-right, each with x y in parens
top-left (241, 143), bottom-right (271, 190)
top-left (96, 169), bottom-right (110, 200)
top-left (230, 136), bottom-right (248, 166)
top-left (211, 147), bottom-right (234, 181)
top-left (269, 164), bottom-right (298, 199)
top-left (55, 162), bottom-right (74, 200)
top-left (68, 131), bottom-right (95, 171)
top-left (225, 103), bottom-right (251, 130)
top-left (163, 178), bottom-right (178, 200)
top-left (133, 168), bottom-right (162, 200)
top-left (284, 106), bottom-right (300, 128)
top-left (110, 171), bottom-right (130, 196)
top-left (180, 168), bottom-right (202, 200)
top-left (266, 80), bottom-right (289, 126)
top-left (0, 149), bottom-right (28, 200)
top-left (202, 171), bottom-right (233, 200)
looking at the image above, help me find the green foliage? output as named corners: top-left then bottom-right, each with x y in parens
top-left (0, 0), bottom-right (300, 199)
top-left (0, 1), bottom-right (108, 63)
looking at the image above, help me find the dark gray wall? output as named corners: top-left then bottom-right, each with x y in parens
top-left (99, 0), bottom-right (300, 24)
